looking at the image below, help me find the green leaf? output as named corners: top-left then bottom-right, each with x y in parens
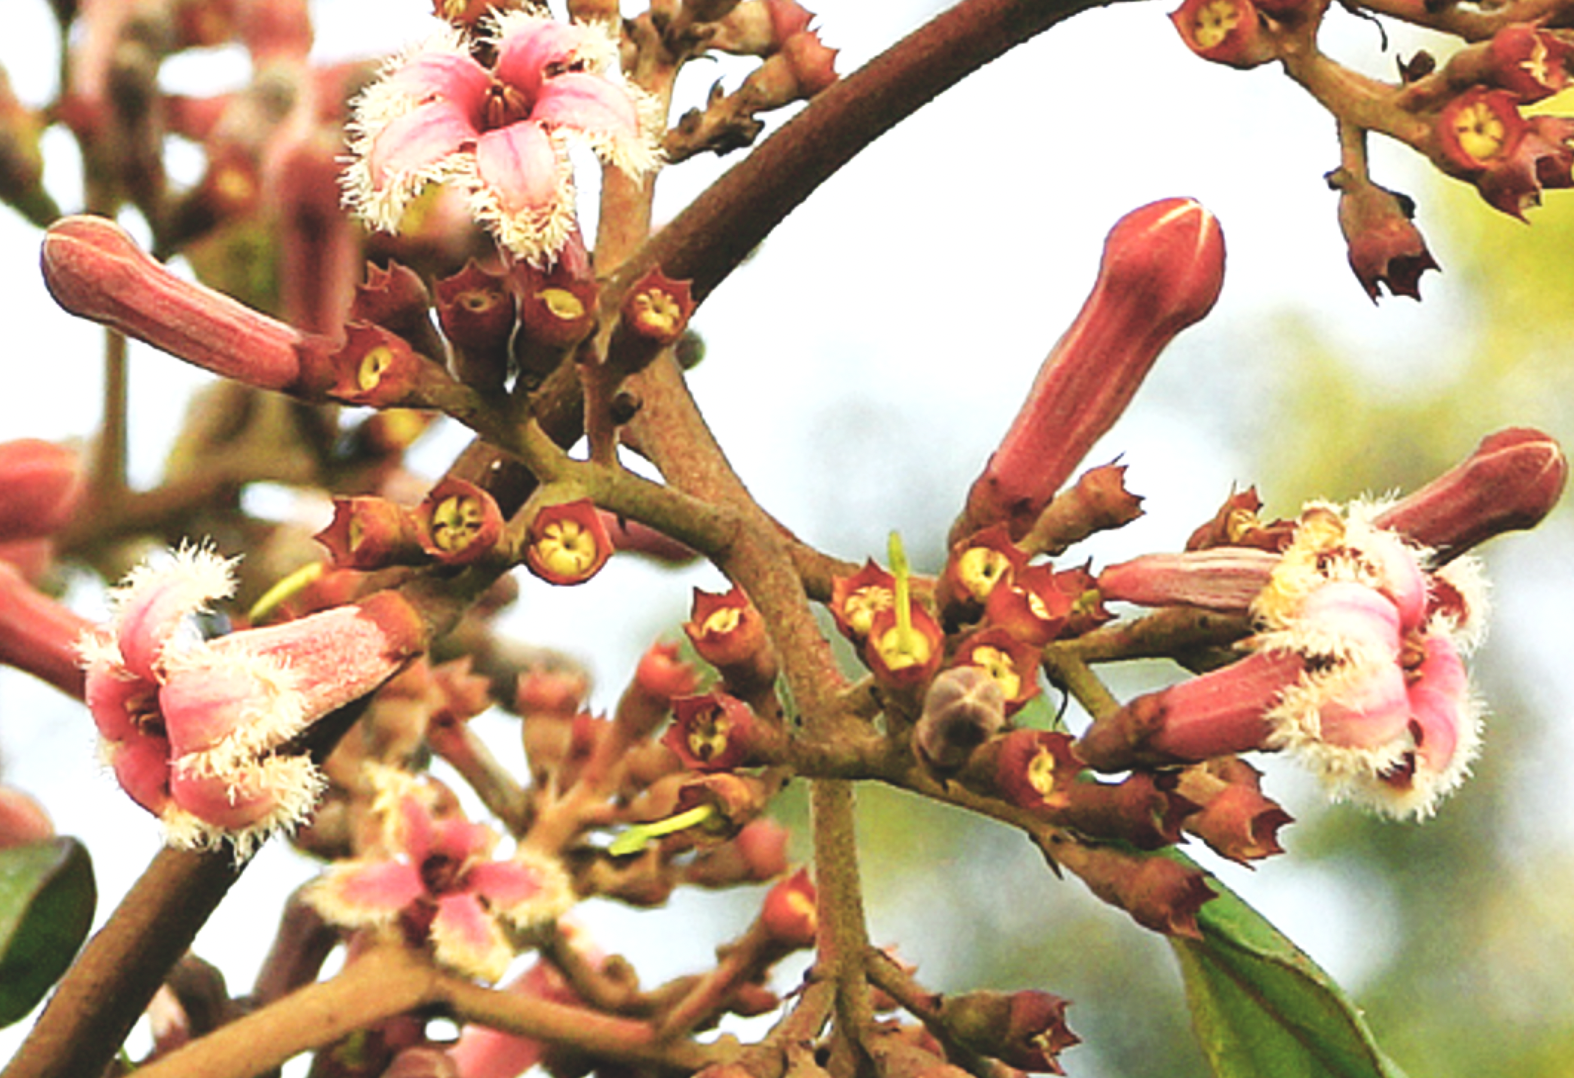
top-left (0, 837), bottom-right (96, 1027)
top-left (1171, 862), bottom-right (1407, 1078)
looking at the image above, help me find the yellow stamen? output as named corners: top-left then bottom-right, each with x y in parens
top-left (607, 803), bottom-right (718, 856)
top-left (1454, 101), bottom-right (1508, 162)
top-left (430, 495), bottom-right (487, 553)
top-left (357, 345), bottom-right (394, 391)
top-left (971, 646), bottom-right (1021, 700)
top-left (958, 546), bottom-right (1012, 601)
top-left (540, 287), bottom-right (586, 321)
top-left (1192, 0), bottom-right (1242, 48)
top-left (535, 519), bottom-right (599, 576)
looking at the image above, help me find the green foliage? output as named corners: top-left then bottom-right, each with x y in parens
top-left (0, 837), bottom-right (96, 1027)
top-left (1172, 861), bottom-right (1407, 1078)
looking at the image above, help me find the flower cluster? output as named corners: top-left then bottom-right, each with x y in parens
top-left (1091, 502), bottom-right (1487, 818)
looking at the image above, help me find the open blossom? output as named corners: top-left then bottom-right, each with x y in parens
top-left (79, 546), bottom-right (427, 853)
top-left (307, 766), bottom-right (575, 982)
top-left (342, 12), bottom-right (662, 265)
top-left (1083, 503), bottom-right (1485, 818)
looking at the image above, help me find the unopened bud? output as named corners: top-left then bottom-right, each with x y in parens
top-left (953, 199), bottom-right (1225, 543)
top-left (914, 666), bottom-right (1006, 777)
top-left (1373, 427), bottom-right (1567, 562)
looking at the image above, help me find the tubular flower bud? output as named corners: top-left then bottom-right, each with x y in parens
top-left (79, 547), bottom-right (428, 854)
top-left (1169, 0), bottom-right (1276, 69)
top-left (1018, 461), bottom-right (1146, 557)
top-left (662, 692), bottom-right (760, 772)
top-left (40, 215), bottom-right (328, 395)
top-left (1052, 771), bottom-right (1199, 850)
top-left (1374, 428), bottom-right (1568, 563)
top-left (514, 259), bottom-right (599, 352)
top-left (316, 496), bottom-right (428, 570)
top-left (0, 561), bottom-right (94, 698)
top-left (1485, 24), bottom-right (1571, 103)
top-left (953, 199), bottom-right (1225, 543)
top-left (828, 559), bottom-right (896, 643)
top-left (342, 12), bottom-right (663, 266)
top-left (417, 479), bottom-right (505, 566)
top-left (524, 499), bottom-right (613, 585)
top-left (306, 766), bottom-right (575, 983)
top-left (951, 628), bottom-right (1042, 715)
top-left (683, 584), bottom-right (778, 690)
top-left (1060, 841), bottom-right (1214, 938)
top-left (1333, 175), bottom-right (1439, 302)
top-left (914, 666), bottom-right (1007, 776)
top-left (0, 439), bottom-right (85, 544)
top-left (1097, 548), bottom-right (1281, 611)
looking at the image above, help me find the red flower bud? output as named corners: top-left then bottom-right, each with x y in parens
top-left (416, 479), bottom-right (504, 566)
top-left (0, 439), bottom-right (84, 544)
top-left (635, 640), bottom-right (703, 705)
top-left (914, 666), bottom-right (1007, 776)
top-left (524, 499), bottom-right (613, 585)
top-left (760, 867), bottom-right (817, 950)
top-left (1170, 0), bottom-right (1276, 68)
top-left (938, 990), bottom-right (1080, 1075)
top-left (1372, 427), bottom-right (1568, 563)
top-left (954, 199), bottom-right (1225, 543)
top-left (435, 259), bottom-right (516, 392)
top-left (328, 322), bottom-right (449, 408)
top-left (40, 215), bottom-right (326, 395)
top-left (1175, 759), bottom-right (1294, 863)
top-left (0, 561), bottom-right (92, 698)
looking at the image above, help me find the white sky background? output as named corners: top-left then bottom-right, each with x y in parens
top-left (3, 0), bottom-right (1573, 1073)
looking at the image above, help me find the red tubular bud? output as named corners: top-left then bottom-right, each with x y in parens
top-left (938, 990), bottom-right (1079, 1075)
top-left (328, 323), bottom-right (453, 408)
top-left (0, 440), bottom-right (84, 544)
top-left (1175, 759), bottom-right (1294, 863)
top-left (0, 561), bottom-right (93, 698)
top-left (1373, 428), bottom-right (1568, 562)
top-left (1486, 24), bottom-right (1571, 103)
top-left (40, 215), bottom-right (324, 394)
top-left (351, 261), bottom-right (444, 362)
top-left (1334, 176), bottom-right (1439, 302)
top-left (435, 260), bottom-right (516, 393)
top-left (953, 199), bottom-right (1225, 544)
top-left (622, 267), bottom-right (695, 346)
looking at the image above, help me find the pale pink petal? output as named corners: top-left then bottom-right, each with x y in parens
top-left (473, 123), bottom-right (563, 213)
top-left (429, 816), bottom-right (498, 865)
top-left (431, 893), bottom-right (512, 982)
top-left (159, 650), bottom-right (302, 758)
top-left (315, 860), bottom-right (429, 923)
top-left (1406, 634), bottom-right (1471, 781)
top-left (1315, 662), bottom-right (1411, 750)
top-left (467, 859), bottom-right (544, 907)
top-left (367, 99), bottom-right (480, 188)
top-left (492, 15), bottom-right (596, 102)
top-left (383, 50), bottom-right (492, 110)
top-left (532, 72), bottom-right (639, 140)
top-left (111, 548), bottom-right (236, 682)
top-left (109, 731), bottom-right (173, 815)
top-left (398, 792), bottom-right (438, 862)
top-left (1293, 581), bottom-right (1402, 663)
top-left (1364, 530), bottom-right (1429, 632)
top-left (85, 664), bottom-right (152, 742)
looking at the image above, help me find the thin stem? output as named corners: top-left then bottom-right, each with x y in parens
top-left (809, 780), bottom-right (875, 1070)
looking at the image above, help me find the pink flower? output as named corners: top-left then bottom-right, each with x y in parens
top-left (307, 766), bottom-right (574, 982)
top-left (1081, 504), bottom-right (1484, 818)
top-left (343, 12), bottom-right (662, 266)
top-left (79, 546), bottom-right (427, 853)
